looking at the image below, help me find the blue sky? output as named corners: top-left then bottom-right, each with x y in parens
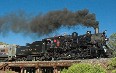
top-left (0, 0), bottom-right (116, 45)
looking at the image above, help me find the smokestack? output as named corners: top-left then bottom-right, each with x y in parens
top-left (95, 27), bottom-right (99, 34)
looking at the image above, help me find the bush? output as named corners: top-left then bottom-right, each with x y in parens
top-left (112, 70), bottom-right (116, 73)
top-left (61, 68), bottom-right (68, 73)
top-left (108, 57), bottom-right (116, 70)
top-left (108, 57), bottom-right (116, 73)
top-left (61, 63), bottom-right (106, 73)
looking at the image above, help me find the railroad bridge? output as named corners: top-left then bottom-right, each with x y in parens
top-left (0, 60), bottom-right (81, 73)
top-left (0, 58), bottom-right (109, 73)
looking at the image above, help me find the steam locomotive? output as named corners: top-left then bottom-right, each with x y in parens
top-left (0, 28), bottom-right (112, 61)
top-left (13, 28), bottom-right (112, 61)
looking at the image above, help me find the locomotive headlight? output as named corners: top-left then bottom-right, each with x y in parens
top-left (105, 38), bottom-right (109, 41)
top-left (105, 39), bottom-right (107, 41)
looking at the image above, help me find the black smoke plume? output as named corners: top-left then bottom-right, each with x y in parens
top-left (0, 9), bottom-right (98, 36)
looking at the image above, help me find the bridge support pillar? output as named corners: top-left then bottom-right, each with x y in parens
top-left (20, 67), bottom-right (24, 73)
top-left (53, 67), bottom-right (60, 73)
top-left (36, 67), bottom-right (42, 73)
top-left (24, 69), bottom-right (27, 73)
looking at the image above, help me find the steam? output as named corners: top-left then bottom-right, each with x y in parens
top-left (0, 9), bottom-right (99, 36)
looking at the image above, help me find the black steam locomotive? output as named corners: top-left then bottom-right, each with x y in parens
top-left (13, 28), bottom-right (112, 61)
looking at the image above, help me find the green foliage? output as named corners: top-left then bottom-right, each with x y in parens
top-left (108, 57), bottom-right (116, 70)
top-left (61, 68), bottom-right (68, 73)
top-left (108, 33), bottom-right (116, 57)
top-left (6, 70), bottom-right (12, 73)
top-left (112, 70), bottom-right (116, 73)
top-left (61, 63), bottom-right (106, 73)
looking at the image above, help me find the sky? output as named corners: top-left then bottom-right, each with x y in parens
top-left (0, 0), bottom-right (116, 46)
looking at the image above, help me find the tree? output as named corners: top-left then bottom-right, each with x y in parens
top-left (61, 63), bottom-right (106, 73)
top-left (108, 33), bottom-right (116, 57)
